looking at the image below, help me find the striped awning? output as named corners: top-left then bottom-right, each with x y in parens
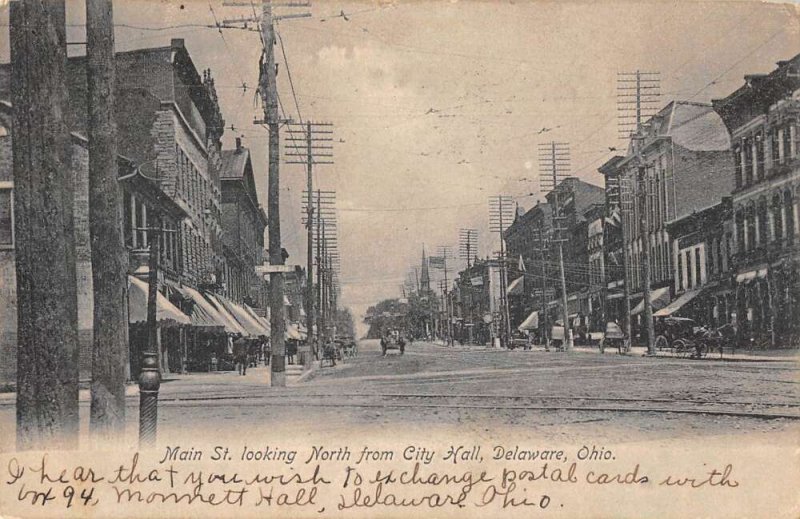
top-left (507, 276), bottom-right (524, 296)
top-left (128, 276), bottom-right (191, 325)
top-left (518, 310), bottom-right (538, 331)
top-left (654, 289), bottom-right (703, 317)
top-left (631, 286), bottom-right (671, 315)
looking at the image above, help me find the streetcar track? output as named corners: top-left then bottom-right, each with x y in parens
top-left (157, 399), bottom-right (800, 420)
top-left (157, 391), bottom-right (800, 413)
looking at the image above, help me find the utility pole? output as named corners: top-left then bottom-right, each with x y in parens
top-left (489, 195), bottom-right (514, 348)
top-left (86, 0), bottom-right (128, 441)
top-left (618, 70), bottom-right (660, 354)
top-left (303, 189), bottom-right (336, 349)
top-left (637, 164), bottom-right (656, 355)
top-left (222, 0), bottom-right (312, 387)
top-left (10, 0), bottom-right (80, 450)
top-left (539, 141), bottom-right (572, 351)
top-left (289, 121), bottom-right (333, 364)
top-left (459, 228), bottom-right (478, 268)
top-left (533, 226), bottom-right (550, 344)
top-left (619, 176), bottom-right (634, 351)
top-left (438, 246), bottom-right (454, 345)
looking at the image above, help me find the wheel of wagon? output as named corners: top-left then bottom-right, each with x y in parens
top-left (695, 340), bottom-right (708, 359)
top-left (672, 339), bottom-right (690, 358)
top-left (654, 335), bottom-right (669, 352)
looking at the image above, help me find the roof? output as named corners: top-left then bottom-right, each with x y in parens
top-left (221, 148), bottom-right (250, 180)
top-left (664, 101), bottom-right (731, 152)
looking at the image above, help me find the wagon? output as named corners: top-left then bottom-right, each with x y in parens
top-left (653, 317), bottom-right (707, 358)
top-left (599, 321), bottom-right (628, 354)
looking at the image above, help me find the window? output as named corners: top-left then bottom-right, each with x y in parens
top-left (745, 205), bottom-right (756, 250)
top-left (677, 252), bottom-right (683, 290)
top-left (773, 194), bottom-right (784, 241)
top-left (785, 191), bottom-right (795, 243)
top-left (733, 145), bottom-right (742, 187)
top-left (685, 250), bottom-right (692, 289)
top-left (0, 187), bottom-right (13, 247)
top-left (771, 129), bottom-right (780, 164)
top-left (782, 126), bottom-right (791, 163)
top-left (757, 198), bottom-right (768, 246)
top-left (743, 137), bottom-right (753, 185)
top-left (735, 210), bottom-right (745, 253)
top-left (755, 131), bottom-right (764, 180)
top-left (695, 248), bottom-right (702, 287)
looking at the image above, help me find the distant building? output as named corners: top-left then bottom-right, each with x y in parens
top-left (712, 54), bottom-right (800, 347)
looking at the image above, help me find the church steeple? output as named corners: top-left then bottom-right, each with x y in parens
top-left (420, 245), bottom-right (431, 293)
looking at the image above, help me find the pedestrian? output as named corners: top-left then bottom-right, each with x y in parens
top-left (233, 334), bottom-right (248, 375)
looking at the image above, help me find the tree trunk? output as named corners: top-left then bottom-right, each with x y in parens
top-left (87, 0), bottom-right (129, 441)
top-left (11, 0), bottom-right (80, 450)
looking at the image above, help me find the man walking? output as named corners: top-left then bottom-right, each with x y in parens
top-left (233, 334), bottom-right (249, 375)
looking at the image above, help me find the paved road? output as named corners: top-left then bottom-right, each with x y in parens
top-left (1, 340), bottom-right (798, 450)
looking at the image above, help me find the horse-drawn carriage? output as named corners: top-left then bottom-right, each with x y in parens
top-left (654, 317), bottom-right (736, 358)
top-left (599, 321), bottom-right (628, 354)
top-left (381, 330), bottom-right (405, 356)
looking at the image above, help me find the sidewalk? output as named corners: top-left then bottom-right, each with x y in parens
top-left (428, 339), bottom-right (799, 362)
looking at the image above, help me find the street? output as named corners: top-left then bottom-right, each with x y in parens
top-left (2, 340), bottom-right (797, 451)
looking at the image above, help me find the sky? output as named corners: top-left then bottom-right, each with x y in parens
top-left (0, 0), bottom-right (798, 337)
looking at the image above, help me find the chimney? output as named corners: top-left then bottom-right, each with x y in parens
top-left (171, 38), bottom-right (185, 49)
top-left (235, 137), bottom-right (242, 151)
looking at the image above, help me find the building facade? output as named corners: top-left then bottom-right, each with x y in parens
top-left (605, 101), bottom-right (734, 341)
top-left (712, 54), bottom-right (800, 347)
top-left (220, 138), bottom-right (267, 307)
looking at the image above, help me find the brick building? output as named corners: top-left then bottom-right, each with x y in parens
top-left (602, 101), bottom-right (734, 341)
top-left (712, 54), bottom-right (800, 347)
top-left (220, 138), bottom-right (267, 306)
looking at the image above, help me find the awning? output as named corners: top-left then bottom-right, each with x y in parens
top-left (735, 268), bottom-right (767, 284)
top-left (243, 304), bottom-right (270, 335)
top-left (216, 295), bottom-right (269, 337)
top-left (631, 286), bottom-right (671, 315)
top-left (286, 323), bottom-right (303, 341)
top-left (518, 310), bottom-right (539, 331)
top-left (179, 286), bottom-right (234, 331)
top-left (128, 276), bottom-right (191, 325)
top-left (654, 289), bottom-right (703, 317)
top-left (204, 293), bottom-right (250, 336)
top-left (507, 276), bottom-right (524, 296)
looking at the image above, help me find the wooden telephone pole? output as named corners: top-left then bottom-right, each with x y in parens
top-left (489, 195), bottom-right (514, 348)
top-left (618, 70), bottom-right (660, 354)
top-left (86, 0), bottom-right (128, 441)
top-left (223, 0), bottom-right (310, 386)
top-left (539, 141), bottom-right (572, 351)
top-left (10, 0), bottom-right (80, 450)
top-left (289, 121), bottom-right (333, 361)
